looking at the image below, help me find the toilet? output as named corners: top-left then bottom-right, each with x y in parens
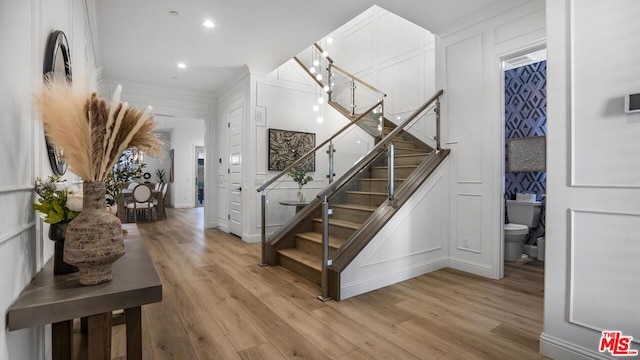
top-left (504, 197), bottom-right (542, 261)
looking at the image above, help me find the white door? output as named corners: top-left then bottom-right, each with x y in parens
top-left (228, 105), bottom-right (243, 237)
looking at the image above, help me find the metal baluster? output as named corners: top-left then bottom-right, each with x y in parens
top-left (350, 78), bottom-right (356, 116)
top-left (327, 141), bottom-right (335, 184)
top-left (388, 142), bottom-right (395, 207)
top-left (318, 195), bottom-right (331, 301)
top-left (435, 97), bottom-right (441, 153)
top-left (259, 192), bottom-right (269, 266)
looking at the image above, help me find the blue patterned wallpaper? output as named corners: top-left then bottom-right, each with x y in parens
top-left (504, 61), bottom-right (546, 240)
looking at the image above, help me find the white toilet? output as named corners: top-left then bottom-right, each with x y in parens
top-left (504, 197), bottom-right (542, 261)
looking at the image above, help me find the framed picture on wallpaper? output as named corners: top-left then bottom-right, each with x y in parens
top-left (268, 128), bottom-right (316, 171)
top-left (508, 136), bottom-right (546, 172)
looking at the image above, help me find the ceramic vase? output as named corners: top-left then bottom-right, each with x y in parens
top-left (48, 222), bottom-right (78, 275)
top-left (64, 181), bottom-right (124, 285)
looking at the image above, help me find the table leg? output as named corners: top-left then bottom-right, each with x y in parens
top-left (52, 320), bottom-right (72, 360)
top-left (87, 312), bottom-right (112, 360)
top-left (125, 306), bottom-right (142, 360)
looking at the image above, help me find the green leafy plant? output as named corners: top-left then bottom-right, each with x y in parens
top-left (105, 150), bottom-right (146, 205)
top-left (32, 175), bottom-right (80, 224)
top-left (156, 168), bottom-right (166, 183)
top-left (288, 167), bottom-right (313, 189)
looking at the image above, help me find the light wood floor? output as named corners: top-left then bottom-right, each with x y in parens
top-left (108, 207), bottom-right (545, 360)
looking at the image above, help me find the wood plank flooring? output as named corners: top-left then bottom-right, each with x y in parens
top-left (107, 207), bottom-right (545, 359)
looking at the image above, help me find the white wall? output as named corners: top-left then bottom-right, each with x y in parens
top-left (169, 126), bottom-right (204, 208)
top-left (542, 1), bottom-right (640, 358)
top-left (327, 6), bottom-right (438, 147)
top-left (341, 159), bottom-right (450, 299)
top-left (144, 131), bottom-right (170, 184)
top-left (0, 0), bottom-right (96, 358)
top-left (435, 0), bottom-right (545, 278)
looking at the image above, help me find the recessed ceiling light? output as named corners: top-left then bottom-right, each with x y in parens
top-left (169, 10), bottom-right (179, 16)
top-left (177, 62), bottom-right (187, 69)
top-left (203, 20), bottom-right (215, 28)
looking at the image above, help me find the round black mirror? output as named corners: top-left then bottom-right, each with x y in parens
top-left (43, 30), bottom-right (72, 176)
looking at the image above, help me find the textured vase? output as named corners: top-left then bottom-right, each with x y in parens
top-left (48, 222), bottom-right (78, 275)
top-left (64, 181), bottom-right (124, 285)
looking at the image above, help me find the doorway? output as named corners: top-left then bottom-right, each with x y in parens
top-left (195, 146), bottom-right (205, 207)
top-left (500, 47), bottom-right (547, 278)
top-left (228, 103), bottom-right (243, 237)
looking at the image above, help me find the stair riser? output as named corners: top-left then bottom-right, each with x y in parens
top-left (312, 221), bottom-right (356, 239)
top-left (296, 237), bottom-right (339, 258)
top-left (346, 193), bottom-right (387, 207)
top-left (394, 148), bottom-right (424, 155)
top-left (394, 141), bottom-right (416, 150)
top-left (359, 180), bottom-right (404, 193)
top-left (384, 155), bottom-right (427, 166)
top-left (332, 207), bottom-right (374, 224)
top-left (372, 167), bottom-right (417, 178)
top-left (278, 255), bottom-right (320, 285)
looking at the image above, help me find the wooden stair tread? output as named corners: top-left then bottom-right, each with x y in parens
top-left (312, 217), bottom-right (361, 230)
top-left (394, 153), bottom-right (429, 158)
top-left (332, 203), bottom-right (377, 212)
top-left (372, 165), bottom-right (419, 169)
top-left (345, 190), bottom-right (387, 196)
top-left (360, 178), bottom-right (406, 182)
top-left (296, 232), bottom-right (345, 249)
top-left (277, 248), bottom-right (321, 271)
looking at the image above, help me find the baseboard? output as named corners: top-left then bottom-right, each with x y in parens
top-left (340, 257), bottom-right (448, 300)
top-left (540, 332), bottom-right (610, 360)
top-left (448, 257), bottom-right (494, 278)
top-left (217, 224), bottom-right (229, 233)
top-left (242, 233), bottom-right (261, 244)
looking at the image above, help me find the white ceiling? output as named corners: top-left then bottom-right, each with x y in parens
top-left (96, 0), bottom-right (523, 94)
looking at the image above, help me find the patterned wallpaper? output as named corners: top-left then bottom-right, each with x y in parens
top-left (504, 60), bottom-right (546, 239)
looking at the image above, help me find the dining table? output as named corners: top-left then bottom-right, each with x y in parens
top-left (117, 186), bottom-right (165, 222)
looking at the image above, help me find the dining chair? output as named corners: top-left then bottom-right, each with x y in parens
top-left (126, 184), bottom-right (155, 222)
top-left (153, 183), bottom-right (169, 219)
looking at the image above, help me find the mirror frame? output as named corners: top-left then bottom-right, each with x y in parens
top-left (43, 30), bottom-right (72, 176)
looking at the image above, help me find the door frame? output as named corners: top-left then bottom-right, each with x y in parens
top-left (195, 146), bottom-right (204, 207)
top-left (497, 41), bottom-right (546, 279)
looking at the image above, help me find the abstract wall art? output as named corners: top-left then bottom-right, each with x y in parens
top-left (268, 129), bottom-right (315, 171)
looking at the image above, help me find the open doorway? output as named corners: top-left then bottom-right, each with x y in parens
top-left (500, 47), bottom-right (547, 278)
top-left (195, 146), bottom-right (205, 207)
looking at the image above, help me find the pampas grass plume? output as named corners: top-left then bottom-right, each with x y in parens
top-left (34, 75), bottom-right (161, 182)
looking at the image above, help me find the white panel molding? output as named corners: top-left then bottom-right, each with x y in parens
top-left (0, 185), bottom-right (33, 194)
top-left (254, 106), bottom-right (266, 126)
top-left (242, 233), bottom-right (261, 243)
top-left (455, 193), bottom-right (483, 253)
top-left (569, 208), bottom-right (640, 340)
top-left (0, 222), bottom-right (36, 246)
top-left (540, 333), bottom-right (610, 360)
top-left (341, 258), bottom-right (448, 300)
top-left (448, 256), bottom-right (494, 278)
top-left (493, 10), bottom-right (545, 45)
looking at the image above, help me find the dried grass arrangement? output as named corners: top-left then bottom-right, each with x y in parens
top-left (34, 75), bottom-right (161, 181)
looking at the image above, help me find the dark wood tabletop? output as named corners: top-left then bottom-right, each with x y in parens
top-left (7, 224), bottom-right (162, 331)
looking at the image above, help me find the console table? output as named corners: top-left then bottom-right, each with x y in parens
top-left (7, 224), bottom-right (162, 360)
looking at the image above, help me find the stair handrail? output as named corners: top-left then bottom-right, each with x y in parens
top-left (256, 100), bottom-right (383, 193)
top-left (313, 43), bottom-right (387, 99)
top-left (317, 89), bottom-right (444, 199)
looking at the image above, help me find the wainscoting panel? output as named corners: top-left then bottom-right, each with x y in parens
top-left (493, 9), bottom-right (545, 45)
top-left (445, 35), bottom-right (483, 184)
top-left (341, 161), bottom-right (449, 299)
top-left (570, 209), bottom-right (640, 341)
top-left (377, 11), bottom-right (419, 63)
top-left (341, 21), bottom-right (375, 74)
top-left (456, 194), bottom-right (483, 253)
top-left (571, 1), bottom-right (640, 187)
top-left (377, 55), bottom-right (421, 115)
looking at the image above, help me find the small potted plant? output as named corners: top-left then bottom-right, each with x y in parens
top-left (32, 175), bottom-right (80, 274)
top-left (288, 166), bottom-right (313, 202)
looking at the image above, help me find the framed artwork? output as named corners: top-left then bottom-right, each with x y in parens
top-left (268, 128), bottom-right (316, 171)
top-left (508, 136), bottom-right (546, 172)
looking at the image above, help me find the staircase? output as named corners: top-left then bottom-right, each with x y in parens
top-left (274, 126), bottom-right (435, 283)
top-left (259, 44), bottom-right (449, 300)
